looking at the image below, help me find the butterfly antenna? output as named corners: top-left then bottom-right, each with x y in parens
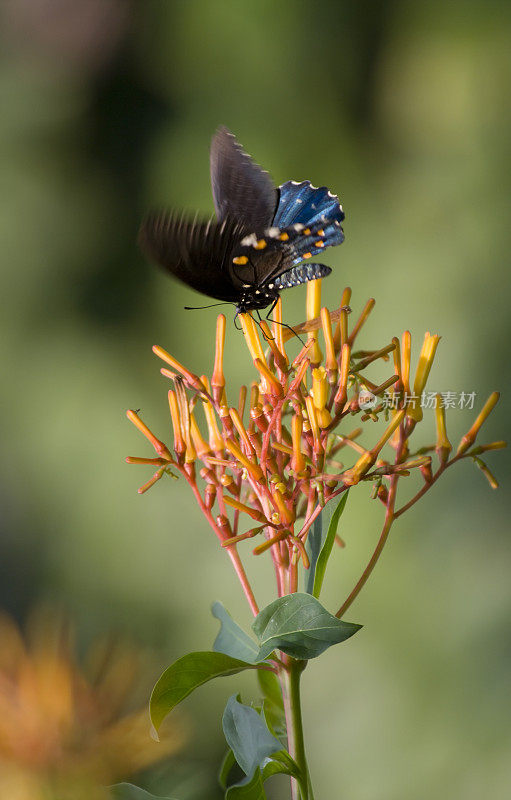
top-left (184, 302), bottom-right (233, 310)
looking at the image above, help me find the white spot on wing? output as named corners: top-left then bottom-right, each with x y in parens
top-left (241, 233), bottom-right (258, 247)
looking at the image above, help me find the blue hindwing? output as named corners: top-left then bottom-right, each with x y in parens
top-left (273, 180), bottom-right (345, 264)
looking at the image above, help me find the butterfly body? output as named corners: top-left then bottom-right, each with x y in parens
top-left (139, 128), bottom-right (345, 314)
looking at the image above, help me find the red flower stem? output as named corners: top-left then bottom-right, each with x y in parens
top-left (335, 427), bottom-right (406, 618)
top-left (335, 493), bottom-right (396, 618)
top-left (186, 473), bottom-right (260, 616)
top-left (393, 454), bottom-right (463, 518)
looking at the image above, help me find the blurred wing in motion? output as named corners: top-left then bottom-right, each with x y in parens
top-left (210, 126), bottom-right (278, 230)
top-left (138, 211), bottom-right (246, 302)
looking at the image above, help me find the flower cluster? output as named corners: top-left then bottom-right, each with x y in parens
top-left (127, 283), bottom-right (504, 616)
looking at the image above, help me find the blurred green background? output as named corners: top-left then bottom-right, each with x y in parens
top-left (1, 1), bottom-right (510, 798)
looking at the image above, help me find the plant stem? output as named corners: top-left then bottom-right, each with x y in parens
top-left (281, 658), bottom-right (312, 800)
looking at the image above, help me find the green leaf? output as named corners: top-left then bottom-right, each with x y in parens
top-left (252, 593), bottom-right (362, 661)
top-left (225, 768), bottom-right (266, 800)
top-left (305, 513), bottom-right (323, 595)
top-left (218, 748), bottom-right (237, 790)
top-left (257, 669), bottom-right (283, 712)
top-left (222, 698), bottom-right (302, 799)
top-left (212, 601), bottom-right (260, 663)
top-left (306, 491), bottom-right (349, 597)
top-left (222, 695), bottom-right (282, 781)
top-left (150, 651), bottom-right (257, 732)
top-left (109, 784), bottom-right (178, 800)
top-left (261, 750), bottom-right (302, 782)
top-left (257, 670), bottom-right (286, 739)
top-left (312, 491), bottom-right (349, 598)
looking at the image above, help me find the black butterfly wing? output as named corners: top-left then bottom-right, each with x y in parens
top-left (229, 219), bottom-right (335, 288)
top-left (210, 127), bottom-right (278, 231)
top-left (139, 211), bottom-right (247, 302)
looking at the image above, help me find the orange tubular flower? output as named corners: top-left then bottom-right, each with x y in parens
top-left (457, 392), bottom-right (500, 455)
top-left (152, 345), bottom-right (206, 394)
top-left (211, 314), bottom-right (226, 404)
top-left (126, 409), bottom-right (172, 461)
top-left (223, 496), bottom-right (268, 524)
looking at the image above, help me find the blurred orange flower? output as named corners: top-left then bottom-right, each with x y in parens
top-left (0, 607), bottom-right (186, 800)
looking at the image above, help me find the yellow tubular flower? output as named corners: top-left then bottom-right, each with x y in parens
top-left (254, 358), bottom-right (284, 397)
top-left (272, 486), bottom-right (295, 526)
top-left (272, 297), bottom-right (288, 366)
top-left (305, 395), bottom-right (323, 454)
top-left (190, 411), bottom-right (212, 460)
top-left (291, 412), bottom-right (306, 474)
top-left (434, 393), bottom-right (452, 463)
top-left (473, 457), bottom-right (499, 489)
top-left (321, 307), bottom-right (338, 384)
top-left (311, 367), bottom-right (332, 428)
top-left (401, 331), bottom-right (411, 396)
top-left (239, 313), bottom-right (266, 363)
top-left (225, 438), bottom-right (264, 482)
top-left (175, 378), bottom-right (197, 463)
top-left (392, 336), bottom-right (402, 387)
top-left (334, 343), bottom-right (350, 410)
top-left (333, 286), bottom-right (352, 351)
top-left (200, 380), bottom-right (224, 453)
top-left (349, 298), bottom-right (375, 345)
top-left (343, 410), bottom-right (405, 485)
top-left (229, 407), bottom-right (255, 455)
top-left (168, 390), bottom-right (186, 459)
top-left (457, 392), bottom-right (500, 455)
top-left (306, 280), bottom-right (323, 366)
top-left (407, 333), bottom-right (440, 422)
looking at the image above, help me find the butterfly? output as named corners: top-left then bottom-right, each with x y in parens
top-left (138, 126), bottom-right (345, 317)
